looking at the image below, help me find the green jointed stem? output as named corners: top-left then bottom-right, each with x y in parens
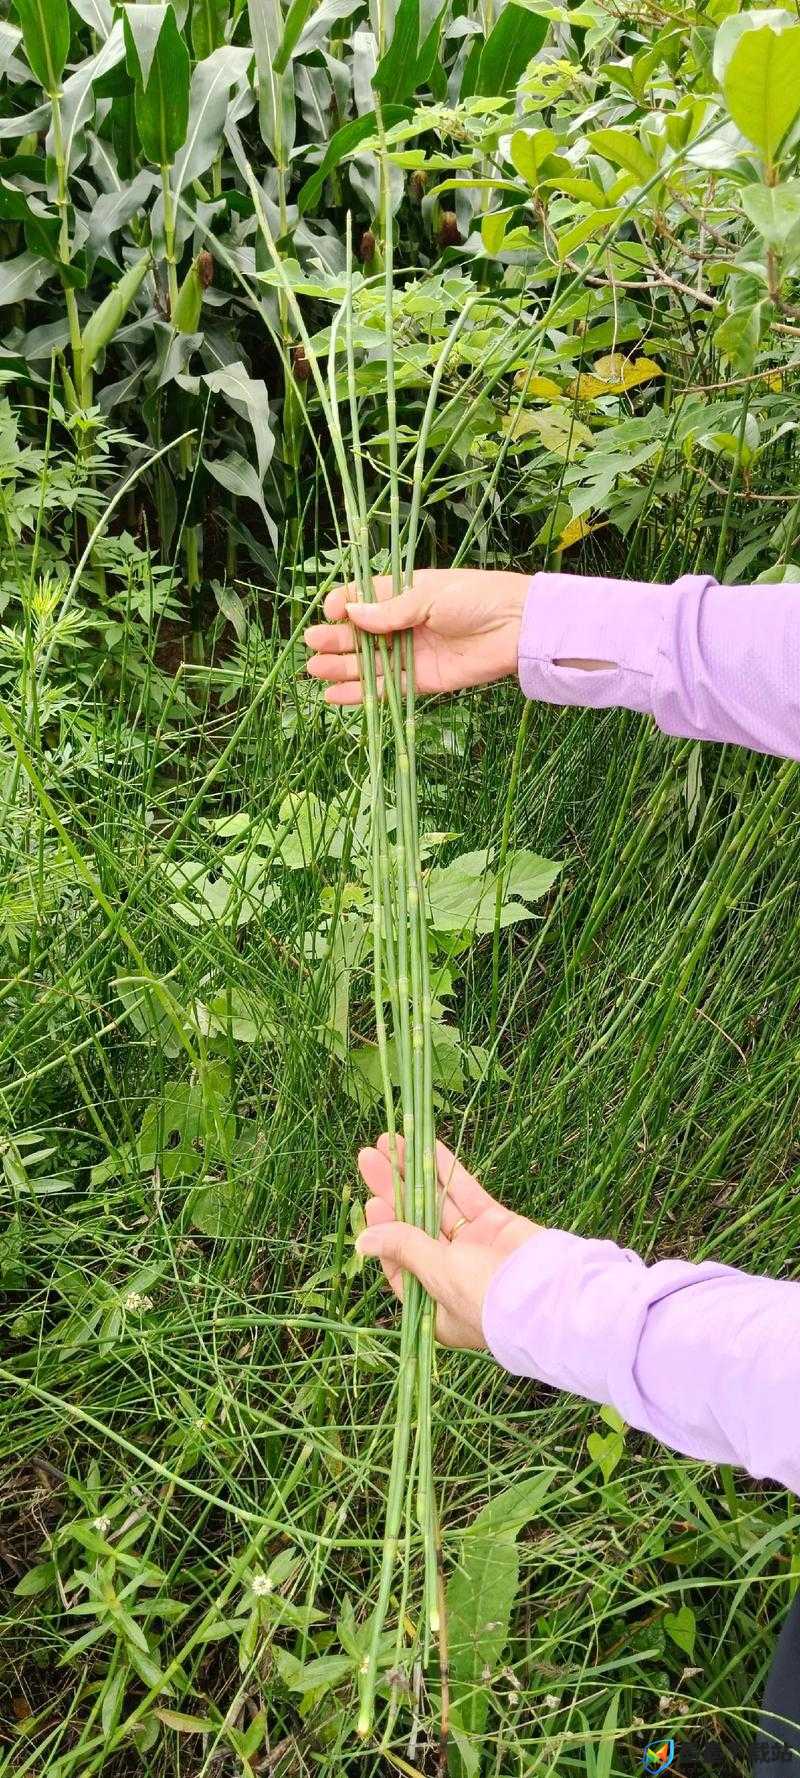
top-left (243, 160), bottom-right (442, 1738)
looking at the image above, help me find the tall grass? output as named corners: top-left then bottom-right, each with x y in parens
top-left (3, 305), bottom-right (800, 1777)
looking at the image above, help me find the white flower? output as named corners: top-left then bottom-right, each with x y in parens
top-left (251, 1573), bottom-right (273, 1597)
top-left (122, 1291), bottom-right (153, 1312)
top-left (92, 1515), bottom-right (111, 1535)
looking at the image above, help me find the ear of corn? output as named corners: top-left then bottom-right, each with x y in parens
top-left (81, 253), bottom-right (151, 377)
top-left (173, 252), bottom-right (211, 333)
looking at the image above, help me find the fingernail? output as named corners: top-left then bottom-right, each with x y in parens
top-left (345, 602), bottom-right (360, 617)
top-left (355, 1232), bottom-right (378, 1257)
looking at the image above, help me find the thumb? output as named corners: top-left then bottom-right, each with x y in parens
top-left (356, 1222), bottom-right (445, 1297)
top-left (346, 586), bottom-right (429, 635)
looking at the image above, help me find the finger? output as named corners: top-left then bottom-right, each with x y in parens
top-left (307, 651), bottom-right (361, 684)
top-left (324, 674), bottom-right (401, 707)
top-left (365, 1196), bottom-right (394, 1228)
top-left (346, 585), bottom-right (429, 636)
top-left (324, 576), bottom-right (394, 621)
top-left (376, 1132), bottom-right (495, 1228)
top-left (363, 1199), bottom-right (405, 1303)
top-left (358, 1144), bottom-right (397, 1208)
top-left (355, 1222), bottom-right (447, 1300)
top-left (377, 1131), bottom-right (406, 1170)
top-left (435, 1140), bottom-right (496, 1219)
top-left (303, 623), bottom-right (355, 655)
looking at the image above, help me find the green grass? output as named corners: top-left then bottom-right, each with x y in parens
top-left (2, 494), bottom-right (800, 1774)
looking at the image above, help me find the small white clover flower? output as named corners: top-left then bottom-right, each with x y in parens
top-left (251, 1573), bottom-right (273, 1597)
top-left (92, 1515), bottom-right (111, 1535)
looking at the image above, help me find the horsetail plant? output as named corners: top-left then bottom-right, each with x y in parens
top-left (242, 145), bottom-right (462, 1738)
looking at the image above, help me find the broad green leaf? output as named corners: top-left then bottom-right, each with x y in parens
top-left (502, 404), bottom-right (592, 458)
top-left (468, 1472), bottom-right (555, 1537)
top-left (712, 6), bottom-right (795, 83)
top-left (249, 0), bottom-right (295, 161)
top-left (191, 0), bottom-right (228, 58)
top-left (446, 1476), bottom-right (552, 1745)
top-left (0, 101), bottom-right (51, 139)
top-left (172, 46), bottom-right (251, 194)
top-left (587, 1429), bottom-right (625, 1482)
top-left (426, 846), bottom-right (560, 934)
top-left (86, 170), bottom-right (157, 266)
top-left (663, 1603), bottom-right (697, 1660)
top-left (0, 19), bottom-right (23, 76)
top-left (740, 179), bottom-right (800, 245)
top-left (114, 976), bottom-right (184, 1058)
top-left (374, 0), bottom-right (420, 102)
top-left (194, 985), bottom-right (281, 1044)
top-left (272, 789), bottom-right (345, 868)
top-left (720, 16), bottom-right (800, 164)
top-left (272, 0), bottom-right (317, 73)
top-left (447, 1536), bottom-right (520, 1736)
top-left (555, 205), bottom-right (619, 259)
top-left (480, 206), bottom-right (511, 254)
top-left (123, 2), bottom-right (170, 88)
top-left (13, 0), bottom-right (70, 91)
top-left (542, 172), bottom-right (607, 207)
top-left (101, 1669), bottom-right (126, 1739)
top-left (202, 363), bottom-right (275, 482)
top-left (45, 22), bottom-right (126, 183)
top-left (509, 126), bottom-right (556, 185)
top-left (0, 249), bottom-right (51, 306)
top-left (214, 580), bottom-right (248, 640)
top-left (504, 850), bottom-right (563, 902)
top-left (474, 2), bottom-right (548, 97)
top-left (298, 104), bottom-right (409, 213)
top-left (588, 126), bottom-right (659, 183)
top-left (70, 0), bottom-right (114, 37)
top-left (154, 1708), bottom-right (215, 1733)
top-left (206, 452), bottom-right (278, 544)
top-left (284, 1653), bottom-right (354, 1695)
top-left (14, 1560), bottom-right (57, 1597)
top-left (714, 301), bottom-right (768, 372)
top-left (124, 5), bottom-right (190, 166)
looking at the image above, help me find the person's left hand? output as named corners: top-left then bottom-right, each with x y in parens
top-left (356, 1134), bottom-right (540, 1349)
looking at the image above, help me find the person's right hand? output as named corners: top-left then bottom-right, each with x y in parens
top-left (355, 1133), bottom-right (541, 1349)
top-left (304, 568), bottom-right (530, 704)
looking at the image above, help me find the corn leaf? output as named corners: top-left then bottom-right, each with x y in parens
top-left (13, 0), bottom-right (70, 91)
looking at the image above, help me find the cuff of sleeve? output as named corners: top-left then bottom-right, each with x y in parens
top-left (517, 572), bottom-right (675, 717)
top-left (481, 1228), bottom-right (649, 1403)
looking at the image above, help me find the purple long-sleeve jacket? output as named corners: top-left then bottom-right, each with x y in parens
top-left (481, 572), bottom-right (800, 1493)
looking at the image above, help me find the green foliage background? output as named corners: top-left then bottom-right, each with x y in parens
top-left (2, 0), bottom-right (800, 1773)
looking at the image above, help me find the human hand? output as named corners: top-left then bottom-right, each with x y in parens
top-left (355, 1134), bottom-right (540, 1349)
top-left (304, 568), bottom-right (530, 704)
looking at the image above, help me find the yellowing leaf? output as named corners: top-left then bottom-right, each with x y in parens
top-left (558, 515), bottom-right (610, 549)
top-left (557, 514), bottom-right (593, 549)
top-left (571, 354), bottom-right (662, 398)
top-left (512, 370), bottom-right (563, 397)
top-left (501, 405), bottom-right (592, 457)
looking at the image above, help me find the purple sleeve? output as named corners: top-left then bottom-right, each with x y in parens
top-left (482, 1232), bottom-right (800, 1491)
top-left (517, 572), bottom-right (800, 760)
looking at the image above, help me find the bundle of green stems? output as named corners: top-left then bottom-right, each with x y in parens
top-left (245, 141), bottom-right (465, 1730)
